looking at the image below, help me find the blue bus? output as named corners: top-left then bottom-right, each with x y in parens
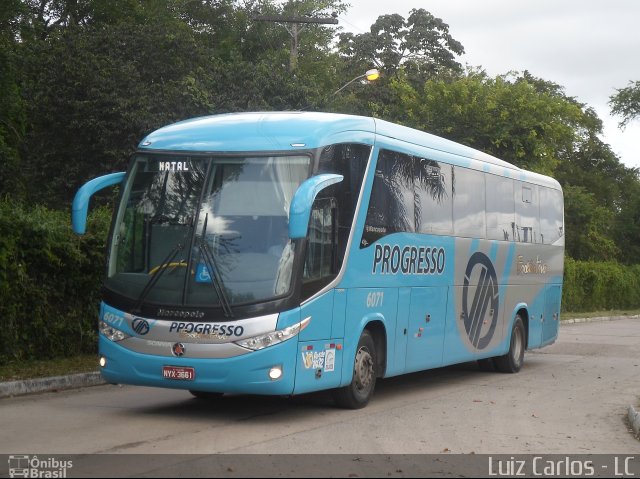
top-left (73, 112), bottom-right (564, 408)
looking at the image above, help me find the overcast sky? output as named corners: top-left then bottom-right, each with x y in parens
top-left (340, 0), bottom-right (640, 169)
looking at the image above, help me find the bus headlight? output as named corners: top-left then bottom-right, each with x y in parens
top-left (235, 317), bottom-right (311, 351)
top-left (99, 321), bottom-right (130, 342)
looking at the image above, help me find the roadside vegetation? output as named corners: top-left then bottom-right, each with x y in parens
top-left (0, 354), bottom-right (97, 382)
top-left (2, 0), bottom-right (640, 365)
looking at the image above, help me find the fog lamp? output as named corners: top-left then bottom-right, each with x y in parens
top-left (269, 366), bottom-right (283, 381)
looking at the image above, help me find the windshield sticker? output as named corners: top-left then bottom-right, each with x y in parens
top-left (195, 263), bottom-right (213, 283)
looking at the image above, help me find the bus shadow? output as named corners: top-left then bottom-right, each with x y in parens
top-left (132, 361), bottom-right (506, 421)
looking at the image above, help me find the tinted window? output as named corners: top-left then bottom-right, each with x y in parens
top-left (362, 150), bottom-right (415, 246)
top-left (415, 159), bottom-right (453, 235)
top-left (453, 167), bottom-right (485, 237)
top-left (515, 182), bottom-right (540, 243)
top-left (304, 198), bottom-right (337, 282)
top-left (539, 187), bottom-right (564, 245)
top-left (317, 143), bottom-right (370, 264)
top-left (486, 174), bottom-right (515, 241)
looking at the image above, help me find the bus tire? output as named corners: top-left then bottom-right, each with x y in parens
top-left (189, 390), bottom-right (224, 400)
top-left (494, 315), bottom-right (526, 373)
top-left (332, 330), bottom-right (377, 409)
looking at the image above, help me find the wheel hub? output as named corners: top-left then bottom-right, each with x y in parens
top-left (354, 347), bottom-right (374, 391)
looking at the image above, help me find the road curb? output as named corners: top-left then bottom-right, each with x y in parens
top-left (0, 371), bottom-right (106, 399)
top-left (561, 314), bottom-right (640, 324)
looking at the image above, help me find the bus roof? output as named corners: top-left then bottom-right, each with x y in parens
top-left (139, 112), bottom-right (376, 153)
top-left (139, 112), bottom-right (560, 189)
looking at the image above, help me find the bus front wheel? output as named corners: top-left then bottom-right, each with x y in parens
top-left (332, 330), bottom-right (377, 409)
top-left (494, 315), bottom-right (526, 373)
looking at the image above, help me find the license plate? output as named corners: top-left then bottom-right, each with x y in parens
top-left (162, 365), bottom-right (195, 381)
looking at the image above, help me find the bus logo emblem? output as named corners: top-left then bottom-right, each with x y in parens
top-left (172, 343), bottom-right (186, 357)
top-left (132, 318), bottom-right (150, 336)
top-left (462, 252), bottom-right (499, 350)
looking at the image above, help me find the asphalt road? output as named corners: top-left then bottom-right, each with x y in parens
top-left (1, 318), bottom-right (638, 461)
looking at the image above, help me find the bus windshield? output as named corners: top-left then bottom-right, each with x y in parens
top-left (106, 154), bottom-right (311, 308)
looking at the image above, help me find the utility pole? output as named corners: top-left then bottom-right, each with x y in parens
top-left (253, 14), bottom-right (338, 72)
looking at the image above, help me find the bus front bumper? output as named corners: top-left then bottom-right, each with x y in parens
top-left (98, 335), bottom-right (298, 396)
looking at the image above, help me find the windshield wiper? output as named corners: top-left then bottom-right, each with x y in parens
top-left (134, 239), bottom-right (186, 313)
top-left (198, 214), bottom-right (234, 318)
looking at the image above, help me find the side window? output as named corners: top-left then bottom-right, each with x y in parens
top-left (515, 182), bottom-right (540, 243)
top-left (303, 198), bottom-right (337, 283)
top-left (486, 174), bottom-right (515, 241)
top-left (362, 149), bottom-right (414, 246)
top-left (539, 187), bottom-right (564, 245)
top-left (453, 167), bottom-right (485, 238)
top-left (317, 143), bottom-right (370, 265)
top-left (415, 159), bottom-right (453, 235)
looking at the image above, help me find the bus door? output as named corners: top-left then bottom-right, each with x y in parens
top-left (404, 287), bottom-right (448, 373)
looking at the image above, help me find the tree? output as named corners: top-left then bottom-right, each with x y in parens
top-left (13, 0), bottom-right (347, 206)
top-left (337, 8), bottom-right (464, 84)
top-left (18, 1), bottom-right (224, 206)
top-left (377, 69), bottom-right (640, 263)
top-left (609, 165), bottom-right (640, 264)
top-left (610, 80), bottom-right (640, 128)
top-left (0, 0), bottom-right (27, 198)
top-left (390, 71), bottom-right (587, 175)
top-left (562, 185), bottom-right (619, 261)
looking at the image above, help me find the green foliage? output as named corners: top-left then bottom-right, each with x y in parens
top-left (13, 0), bottom-right (353, 207)
top-left (0, 1), bottom-right (26, 198)
top-left (338, 8), bottom-right (464, 83)
top-left (0, 199), bottom-right (110, 362)
top-left (562, 185), bottom-right (619, 261)
top-left (20, 15), bottom-right (220, 207)
top-left (369, 69), bottom-right (640, 264)
top-left (610, 80), bottom-right (640, 128)
top-left (563, 258), bottom-right (640, 312)
top-left (389, 71), bottom-right (586, 175)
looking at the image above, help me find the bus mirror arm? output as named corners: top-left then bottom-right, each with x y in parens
top-left (288, 174), bottom-right (344, 239)
top-left (72, 172), bottom-right (126, 234)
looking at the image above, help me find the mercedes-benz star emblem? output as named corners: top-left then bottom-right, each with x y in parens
top-left (172, 343), bottom-right (186, 357)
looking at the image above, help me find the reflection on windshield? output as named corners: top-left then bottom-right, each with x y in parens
top-left (189, 157), bottom-right (308, 304)
top-left (106, 155), bottom-right (310, 308)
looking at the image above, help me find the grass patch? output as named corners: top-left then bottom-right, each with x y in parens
top-left (0, 354), bottom-right (98, 382)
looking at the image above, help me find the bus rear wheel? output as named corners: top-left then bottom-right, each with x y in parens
top-left (332, 330), bottom-right (377, 409)
top-left (494, 315), bottom-right (526, 373)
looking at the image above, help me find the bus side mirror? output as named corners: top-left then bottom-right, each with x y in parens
top-left (72, 172), bottom-right (126, 234)
top-left (289, 174), bottom-right (343, 239)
